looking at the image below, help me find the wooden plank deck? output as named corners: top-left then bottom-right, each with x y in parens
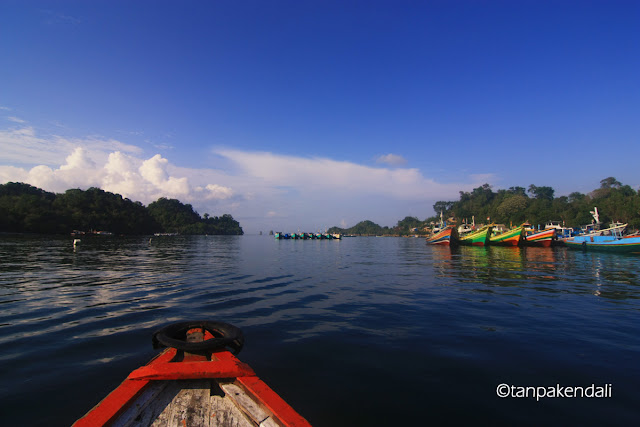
top-left (111, 379), bottom-right (278, 427)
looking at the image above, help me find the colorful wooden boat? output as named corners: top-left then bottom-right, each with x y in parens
top-left (74, 321), bottom-right (310, 427)
top-left (459, 225), bottom-right (493, 246)
top-left (524, 228), bottom-right (556, 247)
top-left (563, 235), bottom-right (640, 253)
top-left (489, 225), bottom-right (524, 246)
top-left (426, 226), bottom-right (459, 245)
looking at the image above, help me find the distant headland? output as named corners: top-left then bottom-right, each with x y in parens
top-left (0, 182), bottom-right (243, 235)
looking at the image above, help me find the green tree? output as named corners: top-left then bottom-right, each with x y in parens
top-left (528, 184), bottom-right (555, 201)
top-left (600, 177), bottom-right (622, 189)
top-left (0, 183), bottom-right (243, 235)
top-left (496, 195), bottom-right (528, 223)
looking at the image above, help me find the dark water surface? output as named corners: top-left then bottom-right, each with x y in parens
top-left (1, 235), bottom-right (639, 426)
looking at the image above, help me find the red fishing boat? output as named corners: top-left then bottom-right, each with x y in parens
top-left (426, 226), bottom-right (459, 245)
top-left (74, 321), bottom-right (311, 427)
top-left (524, 228), bottom-right (556, 247)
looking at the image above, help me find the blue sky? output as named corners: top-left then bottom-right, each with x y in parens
top-left (1, 1), bottom-right (639, 233)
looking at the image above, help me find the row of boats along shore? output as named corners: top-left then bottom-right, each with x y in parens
top-left (275, 232), bottom-right (343, 239)
top-left (426, 207), bottom-right (640, 253)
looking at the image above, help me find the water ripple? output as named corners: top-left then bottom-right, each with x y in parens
top-left (1, 235), bottom-right (639, 425)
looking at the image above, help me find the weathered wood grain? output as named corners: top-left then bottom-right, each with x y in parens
top-left (146, 380), bottom-right (210, 426)
top-left (111, 381), bottom-right (168, 427)
top-left (106, 378), bottom-right (290, 426)
top-left (220, 383), bottom-right (269, 425)
top-left (209, 392), bottom-right (255, 427)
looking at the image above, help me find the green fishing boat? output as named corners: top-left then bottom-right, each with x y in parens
top-left (489, 225), bottom-right (524, 246)
top-left (459, 224), bottom-right (493, 246)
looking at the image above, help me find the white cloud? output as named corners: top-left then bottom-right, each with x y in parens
top-left (60, 147), bottom-right (96, 171)
top-left (0, 126), bottom-right (237, 208)
top-left (0, 122), bottom-right (495, 234)
top-left (214, 149), bottom-right (466, 200)
top-left (1, 148), bottom-right (237, 206)
top-left (0, 126), bottom-right (70, 165)
top-left (1, 148), bottom-right (103, 193)
top-left (139, 154), bottom-right (190, 196)
top-left (375, 153), bottom-right (407, 166)
top-left (0, 126), bottom-right (142, 167)
top-left (102, 151), bottom-right (144, 197)
top-left (204, 184), bottom-right (233, 200)
top-left (7, 116), bottom-right (26, 124)
top-left (202, 149), bottom-right (497, 232)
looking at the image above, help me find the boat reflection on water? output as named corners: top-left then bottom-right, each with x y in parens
top-left (430, 245), bottom-right (560, 284)
top-left (570, 249), bottom-right (639, 299)
top-left (428, 243), bottom-right (639, 300)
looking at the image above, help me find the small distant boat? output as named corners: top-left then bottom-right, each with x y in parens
top-left (426, 226), bottom-right (459, 245)
top-left (564, 234), bottom-right (640, 253)
top-left (524, 228), bottom-right (556, 247)
top-left (74, 321), bottom-right (310, 427)
top-left (459, 224), bottom-right (493, 246)
top-left (489, 225), bottom-right (525, 246)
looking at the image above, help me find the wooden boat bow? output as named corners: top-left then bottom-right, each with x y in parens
top-left (74, 321), bottom-right (311, 427)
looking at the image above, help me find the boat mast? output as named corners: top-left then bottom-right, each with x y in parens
top-left (590, 207), bottom-right (600, 224)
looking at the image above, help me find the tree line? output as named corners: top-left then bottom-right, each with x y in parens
top-left (329, 177), bottom-right (640, 235)
top-left (0, 182), bottom-right (244, 235)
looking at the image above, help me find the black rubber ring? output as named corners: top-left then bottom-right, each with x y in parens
top-left (152, 320), bottom-right (244, 354)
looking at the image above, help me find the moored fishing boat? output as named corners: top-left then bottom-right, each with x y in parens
top-left (426, 226), bottom-right (459, 245)
top-left (543, 220), bottom-right (574, 239)
top-left (524, 228), bottom-right (556, 247)
top-left (489, 225), bottom-right (525, 246)
top-left (576, 222), bottom-right (628, 238)
top-left (459, 224), bottom-right (493, 246)
top-left (74, 321), bottom-right (310, 427)
top-left (564, 234), bottom-right (640, 253)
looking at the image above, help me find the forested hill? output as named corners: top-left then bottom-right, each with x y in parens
top-left (0, 182), bottom-right (243, 235)
top-left (430, 177), bottom-right (640, 229)
top-left (328, 220), bottom-right (391, 236)
top-left (329, 177), bottom-right (640, 235)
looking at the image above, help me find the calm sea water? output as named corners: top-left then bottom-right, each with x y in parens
top-left (0, 235), bottom-right (639, 426)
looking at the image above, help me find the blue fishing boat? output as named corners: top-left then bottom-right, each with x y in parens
top-left (564, 234), bottom-right (640, 253)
